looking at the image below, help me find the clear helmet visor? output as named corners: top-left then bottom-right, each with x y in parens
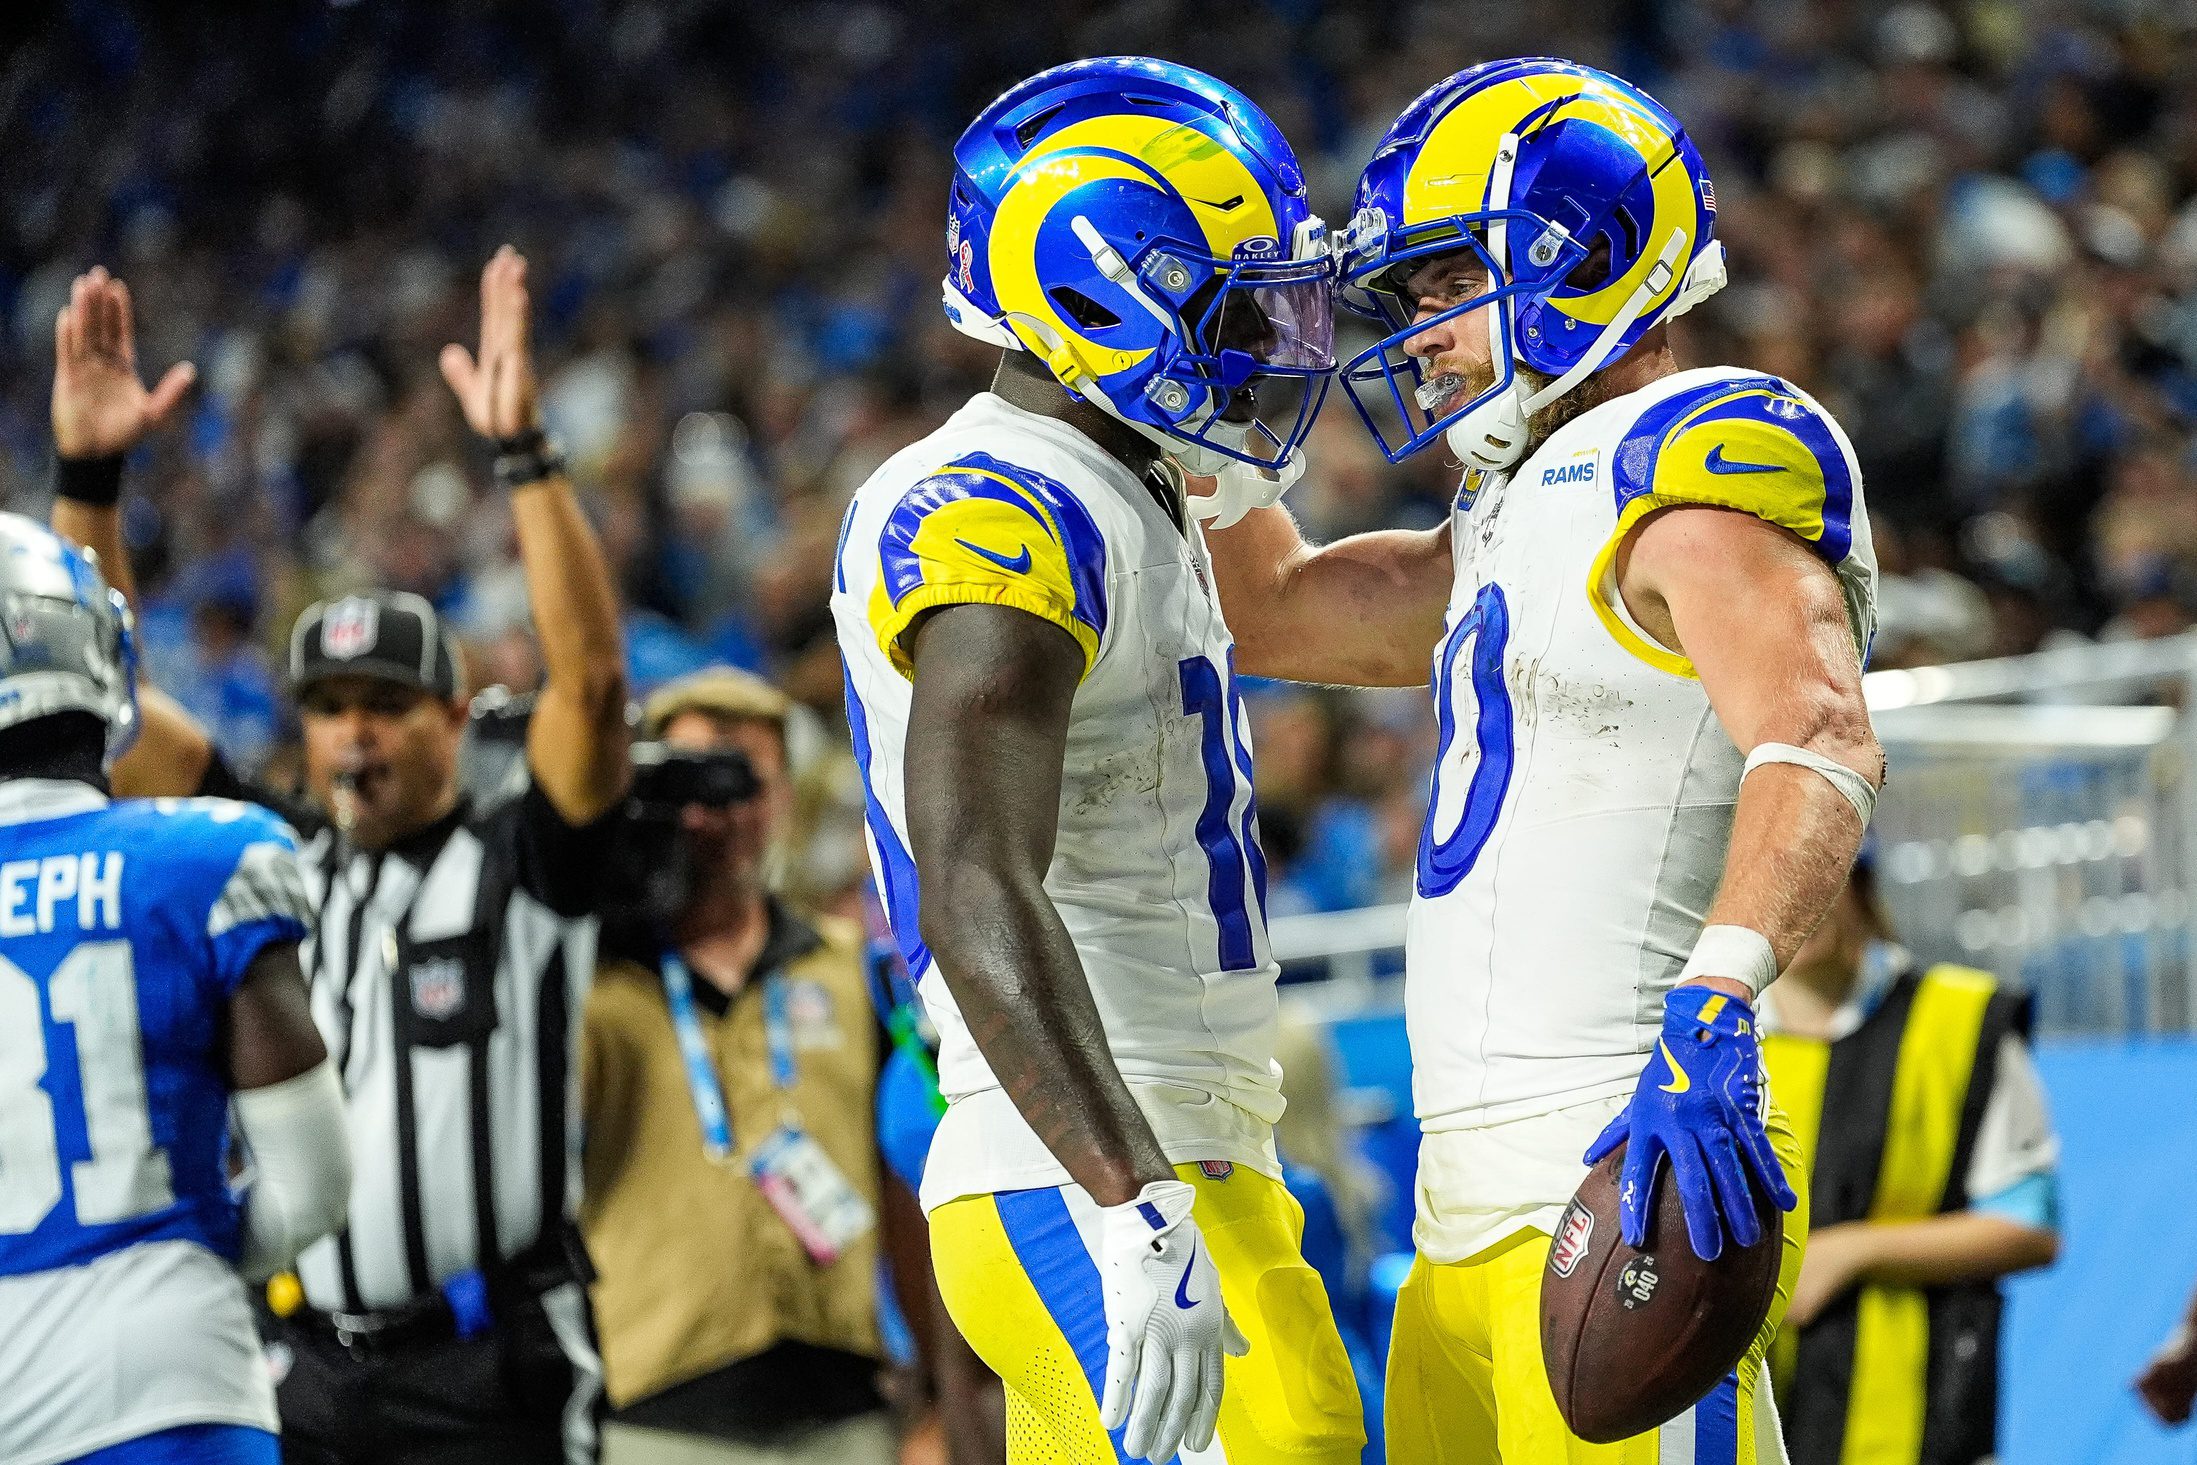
top-left (1158, 256), bottom-right (1335, 468)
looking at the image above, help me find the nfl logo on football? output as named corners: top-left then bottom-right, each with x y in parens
top-left (1549, 1199), bottom-right (1594, 1278)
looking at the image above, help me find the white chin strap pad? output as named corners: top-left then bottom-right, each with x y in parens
top-left (1446, 383), bottom-right (1532, 471)
top-left (1741, 741), bottom-right (1878, 829)
top-left (1186, 452), bottom-right (1306, 530)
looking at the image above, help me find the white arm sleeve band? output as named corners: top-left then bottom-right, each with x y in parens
top-left (1741, 741), bottom-right (1877, 828)
top-left (231, 1058), bottom-right (351, 1282)
top-left (1678, 924), bottom-right (1780, 997)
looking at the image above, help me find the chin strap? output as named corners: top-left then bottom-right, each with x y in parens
top-left (1183, 451), bottom-right (1305, 530)
top-left (1520, 226), bottom-right (1688, 415)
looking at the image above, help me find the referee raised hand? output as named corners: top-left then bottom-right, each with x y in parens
top-left (49, 253), bottom-right (634, 1465)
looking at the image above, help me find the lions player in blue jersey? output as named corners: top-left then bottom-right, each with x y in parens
top-left (0, 437), bottom-right (351, 1457)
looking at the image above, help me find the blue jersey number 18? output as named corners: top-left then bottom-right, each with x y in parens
top-left (0, 942), bottom-right (173, 1234)
top-left (1179, 653), bottom-right (1268, 972)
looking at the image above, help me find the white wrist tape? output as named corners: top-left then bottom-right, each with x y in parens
top-left (1680, 924), bottom-right (1779, 997)
top-left (1742, 741), bottom-right (1877, 828)
top-left (232, 1059), bottom-right (351, 1282)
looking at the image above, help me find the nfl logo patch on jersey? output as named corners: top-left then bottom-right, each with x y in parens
top-left (322, 598), bottom-right (380, 659)
top-left (410, 955), bottom-right (466, 1020)
top-left (1549, 1197), bottom-right (1594, 1278)
top-left (1198, 1160), bottom-right (1234, 1181)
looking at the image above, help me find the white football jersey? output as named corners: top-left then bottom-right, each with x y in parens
top-left (831, 393), bottom-right (1283, 1210)
top-left (1406, 366), bottom-right (1876, 1178)
top-left (0, 1240), bottom-right (277, 1464)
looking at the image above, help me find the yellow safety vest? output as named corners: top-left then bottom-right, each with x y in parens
top-left (1763, 961), bottom-right (2028, 1465)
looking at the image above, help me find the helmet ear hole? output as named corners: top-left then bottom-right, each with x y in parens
top-left (1048, 287), bottom-right (1123, 331)
top-left (1564, 235), bottom-right (1614, 292)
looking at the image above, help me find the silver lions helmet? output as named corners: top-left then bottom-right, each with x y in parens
top-left (0, 512), bottom-right (139, 766)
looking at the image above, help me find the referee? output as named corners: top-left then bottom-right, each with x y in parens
top-left (49, 252), bottom-right (632, 1464)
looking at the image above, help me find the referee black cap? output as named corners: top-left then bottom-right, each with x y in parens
top-left (290, 590), bottom-right (461, 699)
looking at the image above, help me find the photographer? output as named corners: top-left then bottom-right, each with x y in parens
top-left (580, 668), bottom-right (907, 1464)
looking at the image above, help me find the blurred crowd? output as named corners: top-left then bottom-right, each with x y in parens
top-left (7, 0), bottom-right (2197, 916)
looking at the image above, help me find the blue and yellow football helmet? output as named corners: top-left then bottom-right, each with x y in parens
top-left (943, 57), bottom-right (1333, 523)
top-left (1336, 58), bottom-right (1728, 468)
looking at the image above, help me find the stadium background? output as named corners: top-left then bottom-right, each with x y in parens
top-left (6, 1), bottom-right (2197, 1460)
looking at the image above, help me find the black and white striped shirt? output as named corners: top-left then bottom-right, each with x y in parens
top-left (203, 756), bottom-right (603, 1313)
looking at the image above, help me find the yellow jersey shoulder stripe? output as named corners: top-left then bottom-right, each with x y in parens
top-left (867, 452), bottom-right (1108, 678)
top-left (1586, 375), bottom-right (1858, 678)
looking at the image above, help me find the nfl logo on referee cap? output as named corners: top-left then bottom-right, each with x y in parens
top-left (322, 597), bottom-right (380, 660)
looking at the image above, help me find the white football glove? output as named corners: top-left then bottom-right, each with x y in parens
top-left (1095, 1179), bottom-right (1249, 1463)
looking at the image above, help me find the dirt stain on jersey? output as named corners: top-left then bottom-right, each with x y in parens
top-left (1535, 670), bottom-right (1633, 741)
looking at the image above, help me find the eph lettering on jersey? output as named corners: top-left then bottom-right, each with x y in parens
top-left (1538, 450), bottom-right (1599, 488)
top-left (0, 852), bottom-right (122, 937)
top-left (1549, 1197), bottom-right (1594, 1278)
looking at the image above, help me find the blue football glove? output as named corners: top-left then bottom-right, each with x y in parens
top-left (1583, 986), bottom-right (1797, 1262)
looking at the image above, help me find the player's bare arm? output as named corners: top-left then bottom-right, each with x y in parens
top-left (901, 601), bottom-right (1174, 1209)
top-left (1206, 505), bottom-right (1452, 686)
top-left (1618, 503), bottom-right (1882, 988)
top-left (222, 943), bottom-right (329, 1090)
top-left (441, 246), bottom-right (631, 824)
top-left (47, 266), bottom-right (216, 798)
top-left (1587, 503), bottom-right (1877, 1263)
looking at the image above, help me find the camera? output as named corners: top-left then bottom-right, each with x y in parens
top-left (602, 740), bottom-right (763, 929)
top-left (627, 741), bottom-right (760, 814)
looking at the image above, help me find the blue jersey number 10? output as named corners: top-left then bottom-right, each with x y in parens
top-left (0, 942), bottom-right (173, 1235)
top-left (1179, 653), bottom-right (1268, 972)
top-left (1417, 583), bottom-right (1517, 899)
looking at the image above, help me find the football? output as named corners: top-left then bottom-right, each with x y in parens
top-left (1539, 1141), bottom-right (1784, 1443)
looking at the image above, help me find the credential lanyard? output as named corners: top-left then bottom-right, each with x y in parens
top-left (660, 951), bottom-right (797, 1163)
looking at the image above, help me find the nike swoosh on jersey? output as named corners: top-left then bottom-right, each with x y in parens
top-left (1175, 1240), bottom-right (1200, 1310)
top-left (955, 538), bottom-right (1033, 574)
top-left (1656, 1040), bottom-right (1692, 1094)
top-left (1703, 445), bottom-right (1784, 475)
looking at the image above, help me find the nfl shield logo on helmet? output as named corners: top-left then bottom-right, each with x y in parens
top-left (322, 598), bottom-right (379, 660)
top-left (1549, 1198), bottom-right (1594, 1278)
top-left (410, 956), bottom-right (465, 1021)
